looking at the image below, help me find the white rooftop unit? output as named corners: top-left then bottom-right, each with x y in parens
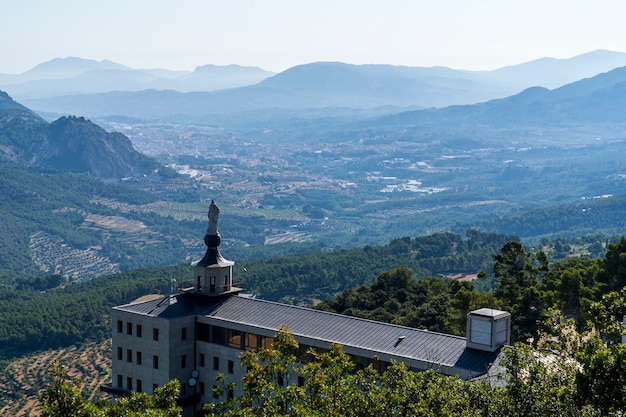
top-left (466, 308), bottom-right (511, 352)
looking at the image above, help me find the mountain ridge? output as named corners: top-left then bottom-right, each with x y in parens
top-left (15, 50), bottom-right (626, 124)
top-left (0, 57), bottom-right (275, 98)
top-left (0, 91), bottom-right (163, 178)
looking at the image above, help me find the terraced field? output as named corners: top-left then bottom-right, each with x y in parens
top-left (0, 340), bottom-right (111, 416)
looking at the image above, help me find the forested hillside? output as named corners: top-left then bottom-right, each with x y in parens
top-left (3, 234), bottom-right (626, 415)
top-left (0, 228), bottom-right (615, 362)
top-left (237, 230), bottom-right (516, 304)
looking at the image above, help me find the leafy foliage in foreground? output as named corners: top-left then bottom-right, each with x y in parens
top-left (39, 363), bottom-right (181, 417)
top-left (202, 323), bottom-right (626, 417)
top-left (317, 236), bottom-right (626, 346)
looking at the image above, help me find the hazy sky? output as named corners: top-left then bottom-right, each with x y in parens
top-left (2, 0), bottom-right (625, 74)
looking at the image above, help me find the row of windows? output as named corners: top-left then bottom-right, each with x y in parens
top-left (117, 321), bottom-right (192, 341)
top-left (116, 347), bottom-right (159, 368)
top-left (116, 372), bottom-right (233, 400)
top-left (117, 375), bottom-right (147, 392)
top-left (117, 320), bottom-right (161, 340)
top-left (196, 323), bottom-right (274, 351)
top-left (116, 344), bottom-right (239, 377)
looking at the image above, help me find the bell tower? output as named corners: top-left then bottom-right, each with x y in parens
top-left (191, 200), bottom-right (240, 296)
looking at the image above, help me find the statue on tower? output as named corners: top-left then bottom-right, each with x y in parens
top-left (204, 200), bottom-right (222, 248)
top-left (207, 200), bottom-right (220, 236)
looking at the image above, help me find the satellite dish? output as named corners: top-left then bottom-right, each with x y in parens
top-left (188, 378), bottom-right (197, 387)
top-left (191, 370), bottom-right (199, 378)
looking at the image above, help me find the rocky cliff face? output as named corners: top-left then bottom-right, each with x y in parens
top-left (39, 116), bottom-right (159, 178)
top-left (0, 91), bottom-right (161, 179)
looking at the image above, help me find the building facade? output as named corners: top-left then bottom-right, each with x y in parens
top-left (103, 201), bottom-right (510, 415)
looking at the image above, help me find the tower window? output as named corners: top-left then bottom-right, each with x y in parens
top-left (199, 353), bottom-right (205, 367)
top-left (153, 328), bottom-right (159, 341)
top-left (117, 347), bottom-right (123, 360)
top-left (117, 320), bottom-right (123, 333)
top-left (136, 351), bottom-right (142, 365)
top-left (117, 375), bottom-right (123, 388)
top-left (153, 355), bottom-right (159, 369)
top-left (136, 324), bottom-right (142, 337)
top-left (127, 349), bottom-right (132, 363)
top-left (181, 327), bottom-right (187, 340)
top-left (181, 354), bottom-right (187, 368)
top-left (127, 322), bottom-right (132, 335)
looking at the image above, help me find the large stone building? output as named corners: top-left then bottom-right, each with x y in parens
top-left (103, 201), bottom-right (510, 415)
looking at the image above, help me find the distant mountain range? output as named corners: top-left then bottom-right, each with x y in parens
top-left (0, 57), bottom-right (275, 99)
top-left (13, 50), bottom-right (626, 128)
top-left (0, 91), bottom-right (162, 178)
top-left (368, 65), bottom-right (626, 135)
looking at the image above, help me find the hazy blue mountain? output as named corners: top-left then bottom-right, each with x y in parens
top-left (19, 57), bottom-right (129, 80)
top-left (0, 57), bottom-right (274, 99)
top-left (17, 50), bottom-right (626, 122)
top-left (176, 64), bottom-right (275, 91)
top-left (372, 65), bottom-right (626, 134)
top-left (483, 49), bottom-right (626, 89)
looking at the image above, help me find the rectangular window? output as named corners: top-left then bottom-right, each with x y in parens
top-left (117, 347), bottom-right (123, 360)
top-left (127, 349), bottom-right (132, 363)
top-left (227, 360), bottom-right (234, 374)
top-left (228, 387), bottom-right (234, 399)
top-left (153, 328), bottom-right (159, 341)
top-left (196, 322), bottom-right (210, 342)
top-left (181, 384), bottom-right (186, 397)
top-left (127, 377), bottom-right (132, 391)
top-left (136, 379), bottom-right (142, 393)
top-left (127, 322), bottom-right (132, 335)
top-left (117, 320), bottom-right (123, 333)
top-left (213, 356), bottom-right (219, 371)
top-left (117, 375), bottom-right (123, 388)
top-left (136, 324), bottom-right (142, 337)
top-left (228, 329), bottom-right (242, 349)
top-left (136, 351), bottom-right (142, 365)
top-left (199, 353), bottom-right (205, 367)
top-left (153, 355), bottom-right (159, 369)
top-left (181, 327), bottom-right (187, 340)
top-left (261, 336), bottom-right (274, 349)
top-left (200, 381), bottom-right (205, 395)
top-left (181, 354), bottom-right (187, 368)
top-left (245, 333), bottom-right (261, 351)
top-left (211, 325), bottom-right (225, 345)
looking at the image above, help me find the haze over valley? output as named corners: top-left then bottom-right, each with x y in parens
top-left (1, 50), bottom-right (626, 285)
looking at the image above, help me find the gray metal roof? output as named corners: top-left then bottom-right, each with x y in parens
top-left (209, 295), bottom-right (500, 375)
top-left (114, 292), bottom-right (223, 319)
top-left (115, 292), bottom-right (500, 376)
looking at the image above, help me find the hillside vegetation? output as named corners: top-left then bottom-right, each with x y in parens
top-left (0, 341), bottom-right (111, 416)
